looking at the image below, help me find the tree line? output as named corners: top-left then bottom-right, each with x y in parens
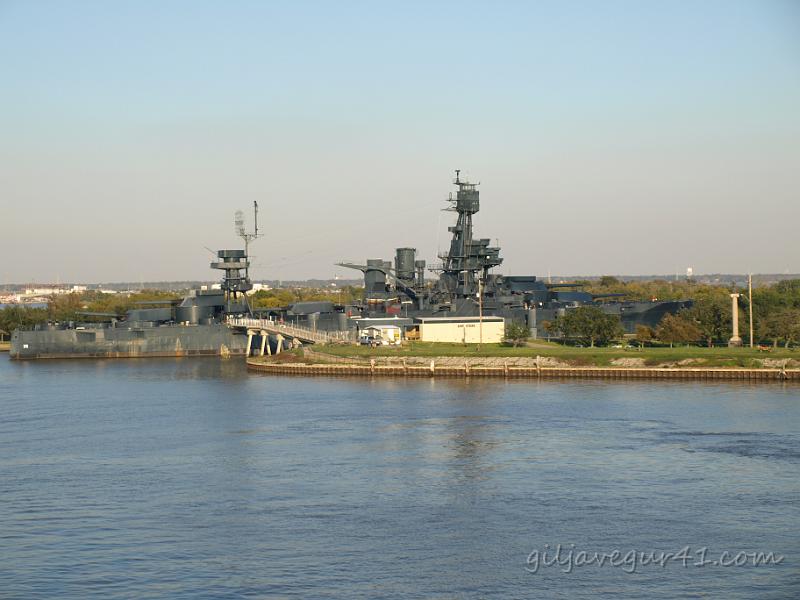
top-left (646, 279), bottom-right (800, 348)
top-left (504, 278), bottom-right (800, 348)
top-left (248, 286), bottom-right (361, 309)
top-left (0, 290), bottom-right (180, 334)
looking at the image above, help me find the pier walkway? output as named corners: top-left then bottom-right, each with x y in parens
top-left (226, 317), bottom-right (352, 354)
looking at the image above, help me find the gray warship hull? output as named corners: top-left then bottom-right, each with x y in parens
top-left (10, 241), bottom-right (262, 360)
top-left (10, 323), bottom-right (249, 360)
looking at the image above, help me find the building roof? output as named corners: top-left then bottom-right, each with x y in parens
top-left (415, 316), bottom-right (504, 323)
top-left (352, 317), bottom-right (414, 326)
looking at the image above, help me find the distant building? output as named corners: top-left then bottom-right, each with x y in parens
top-left (24, 287), bottom-right (69, 296)
top-left (246, 283), bottom-right (272, 295)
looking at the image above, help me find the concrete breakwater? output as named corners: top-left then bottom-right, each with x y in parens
top-left (247, 358), bottom-right (799, 381)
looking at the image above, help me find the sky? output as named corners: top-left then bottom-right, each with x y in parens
top-left (1, 0), bottom-right (798, 283)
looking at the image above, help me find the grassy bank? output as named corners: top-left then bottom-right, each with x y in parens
top-left (0, 341), bottom-right (10, 352)
top-left (316, 341), bottom-right (798, 368)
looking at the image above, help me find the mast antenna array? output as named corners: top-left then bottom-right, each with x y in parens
top-left (235, 201), bottom-right (263, 260)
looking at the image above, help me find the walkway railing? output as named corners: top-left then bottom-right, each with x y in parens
top-left (226, 317), bottom-right (352, 344)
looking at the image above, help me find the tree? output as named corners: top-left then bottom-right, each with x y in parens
top-left (751, 279), bottom-right (800, 345)
top-left (584, 277), bottom-right (693, 302)
top-left (0, 305), bottom-right (48, 334)
top-left (248, 285), bottom-right (365, 309)
top-left (599, 275), bottom-right (621, 287)
top-left (560, 306), bottom-right (624, 347)
top-left (634, 325), bottom-right (655, 349)
top-left (541, 319), bottom-right (560, 341)
top-left (772, 279), bottom-right (800, 304)
top-left (655, 313), bottom-right (701, 347)
top-left (686, 293), bottom-right (731, 347)
top-left (504, 321), bottom-right (530, 347)
top-left (758, 308), bottom-right (800, 348)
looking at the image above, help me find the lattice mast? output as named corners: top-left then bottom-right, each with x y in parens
top-left (439, 170), bottom-right (502, 296)
top-left (235, 201), bottom-right (262, 284)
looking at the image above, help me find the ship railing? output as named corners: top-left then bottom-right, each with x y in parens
top-left (226, 317), bottom-right (353, 344)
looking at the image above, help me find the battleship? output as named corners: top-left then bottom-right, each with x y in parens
top-left (330, 170), bottom-right (692, 334)
top-left (9, 206), bottom-right (266, 359)
top-left (9, 172), bottom-right (692, 359)
top-left (255, 171), bottom-right (691, 335)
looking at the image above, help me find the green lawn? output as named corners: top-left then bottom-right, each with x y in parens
top-left (317, 341), bottom-right (798, 368)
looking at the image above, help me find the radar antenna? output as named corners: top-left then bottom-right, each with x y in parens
top-left (234, 201), bottom-right (263, 267)
top-left (234, 211), bottom-right (246, 238)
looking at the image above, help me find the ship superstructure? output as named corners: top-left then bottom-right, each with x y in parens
top-left (435, 170), bottom-right (502, 298)
top-left (9, 205), bottom-right (264, 359)
top-left (337, 171), bottom-right (692, 333)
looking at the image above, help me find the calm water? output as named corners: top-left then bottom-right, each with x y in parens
top-left (1, 358), bottom-right (799, 599)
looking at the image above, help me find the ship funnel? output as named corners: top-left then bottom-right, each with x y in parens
top-left (395, 248), bottom-right (416, 282)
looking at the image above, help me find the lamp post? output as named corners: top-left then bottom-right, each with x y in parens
top-left (478, 277), bottom-right (483, 348)
top-left (748, 274), bottom-right (754, 349)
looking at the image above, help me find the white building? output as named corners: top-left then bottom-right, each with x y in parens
top-left (24, 287), bottom-right (69, 296)
top-left (415, 316), bottom-right (505, 344)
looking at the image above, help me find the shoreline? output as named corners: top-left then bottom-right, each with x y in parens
top-left (247, 358), bottom-right (799, 381)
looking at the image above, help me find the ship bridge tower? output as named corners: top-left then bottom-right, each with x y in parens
top-left (210, 201), bottom-right (262, 315)
top-left (211, 250), bottom-right (253, 299)
top-left (437, 170), bottom-right (502, 296)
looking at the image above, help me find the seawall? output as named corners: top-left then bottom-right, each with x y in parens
top-left (247, 359), bottom-right (799, 381)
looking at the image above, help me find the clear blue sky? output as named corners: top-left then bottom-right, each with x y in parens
top-left (2, 0), bottom-right (798, 282)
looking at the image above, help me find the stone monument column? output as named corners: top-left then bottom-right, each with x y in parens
top-left (728, 293), bottom-right (742, 347)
